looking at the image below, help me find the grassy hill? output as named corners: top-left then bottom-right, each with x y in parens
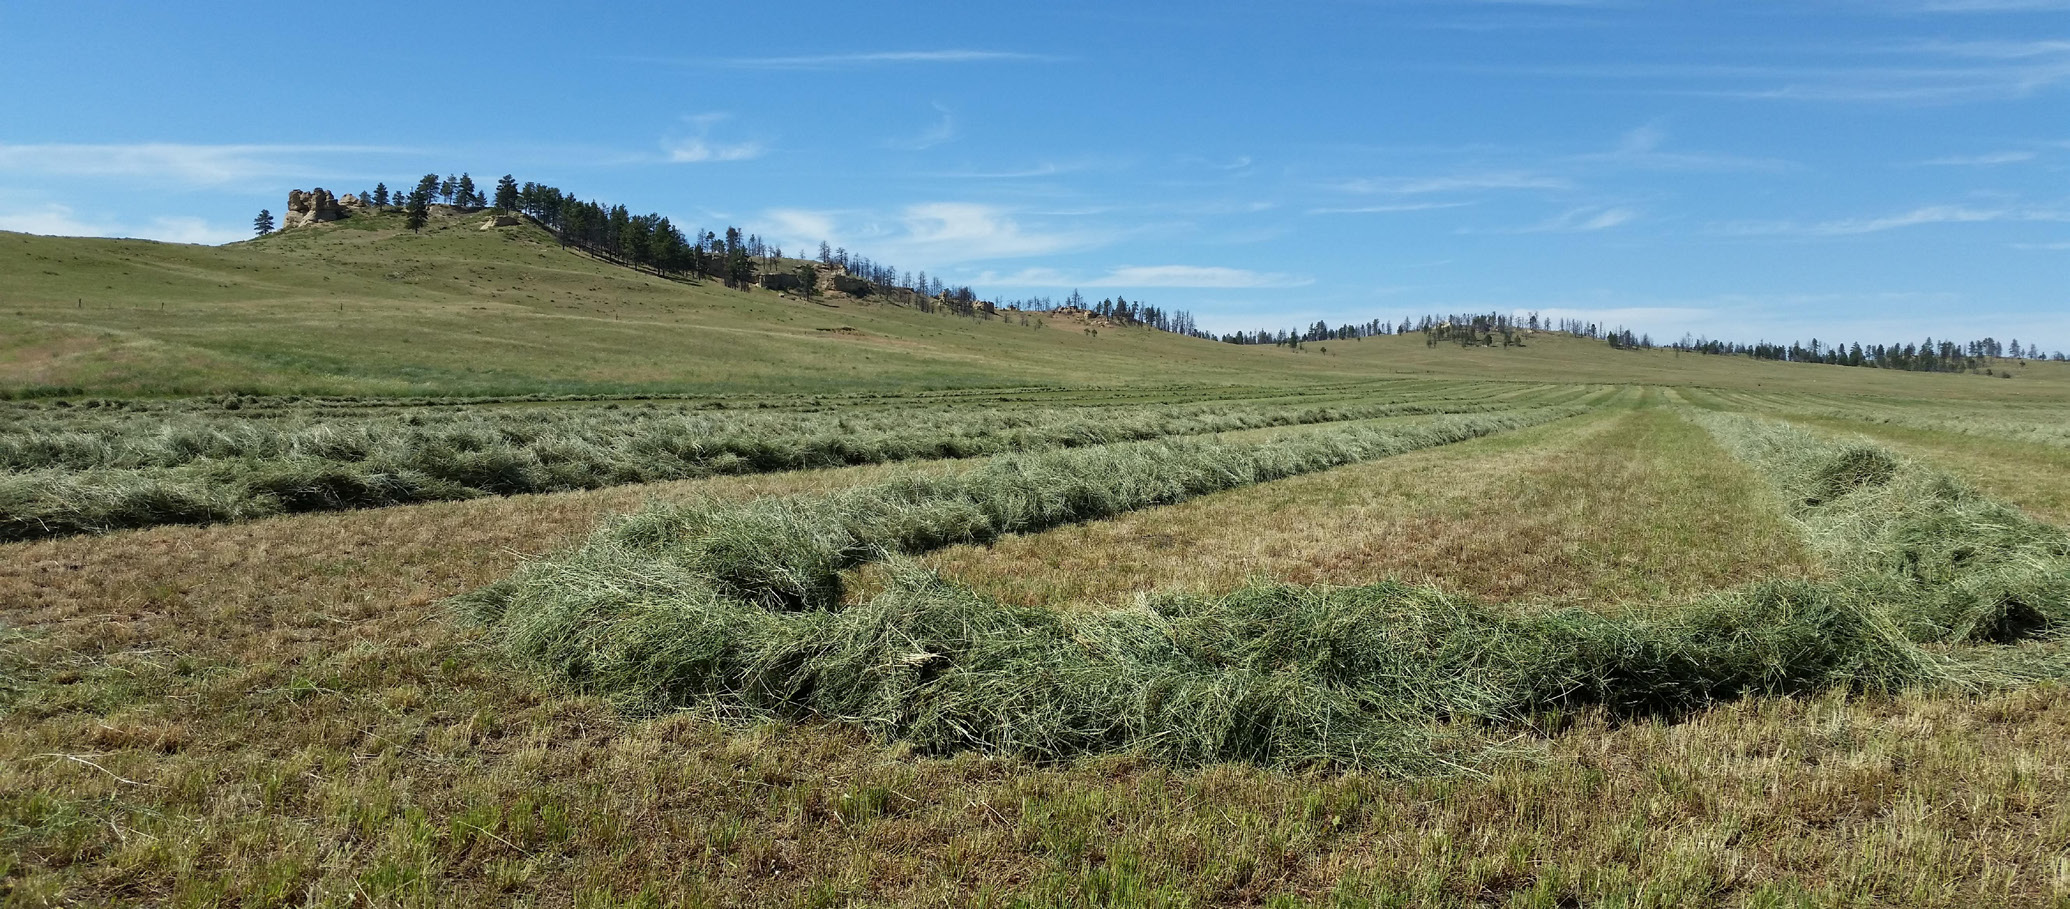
top-left (4, 208), bottom-right (2067, 401)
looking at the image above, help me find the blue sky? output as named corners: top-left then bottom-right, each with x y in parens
top-left (2, 1), bottom-right (2066, 349)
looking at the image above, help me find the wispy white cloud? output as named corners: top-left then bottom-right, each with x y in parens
top-left (705, 50), bottom-right (1054, 69)
top-left (145, 216), bottom-right (247, 245)
top-left (1551, 206), bottom-right (1638, 231)
top-left (1307, 201), bottom-right (1477, 214)
top-left (0, 142), bottom-right (413, 185)
top-left (894, 202), bottom-right (1103, 260)
top-left (662, 113), bottom-right (764, 163)
top-left (1695, 74), bottom-right (2068, 103)
top-left (934, 162), bottom-right (1072, 179)
top-left (756, 202), bottom-right (1111, 265)
top-left (759, 208), bottom-right (842, 245)
top-left (1917, 150), bottom-right (2039, 165)
top-left (1888, 39), bottom-right (2070, 58)
top-left (975, 264), bottom-right (1312, 288)
top-left (1569, 125), bottom-right (1796, 171)
top-left (1336, 171), bottom-right (1572, 194)
top-left (0, 204), bottom-right (117, 237)
top-left (1717, 204), bottom-right (2070, 236)
top-left (1473, 205), bottom-right (1639, 233)
top-left (887, 103), bottom-right (956, 151)
top-left (0, 203), bottom-right (245, 245)
top-left (665, 139), bottom-right (764, 163)
top-left (1450, 39), bottom-right (2070, 103)
top-left (927, 156), bottom-right (1132, 179)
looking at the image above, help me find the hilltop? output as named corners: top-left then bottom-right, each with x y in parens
top-left (2, 206), bottom-right (2066, 401)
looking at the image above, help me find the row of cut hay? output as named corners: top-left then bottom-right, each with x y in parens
top-left (513, 409), bottom-right (1584, 611)
top-left (1738, 396), bottom-right (2070, 450)
top-left (0, 391), bottom-right (1592, 542)
top-left (2, 375), bottom-right (1446, 415)
top-left (1689, 411), bottom-right (2070, 646)
top-left (0, 383), bottom-right (1579, 472)
top-left (473, 551), bottom-right (1940, 772)
top-left (463, 406), bottom-right (2070, 772)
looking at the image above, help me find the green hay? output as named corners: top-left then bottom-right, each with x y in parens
top-left (588, 408), bottom-right (1577, 610)
top-left (1807, 445), bottom-right (1898, 505)
top-left (457, 408), bottom-right (2068, 774)
top-left (1692, 411), bottom-right (2070, 645)
top-left (0, 385), bottom-right (1585, 540)
top-left (473, 553), bottom-right (1944, 773)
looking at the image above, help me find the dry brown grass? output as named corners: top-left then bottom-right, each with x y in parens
top-left (903, 404), bottom-right (1820, 610)
top-left (5, 408), bottom-right (2069, 907)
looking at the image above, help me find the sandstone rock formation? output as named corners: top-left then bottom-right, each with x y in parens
top-left (831, 275), bottom-right (876, 296)
top-left (282, 188), bottom-right (350, 229)
top-left (478, 214), bottom-right (520, 230)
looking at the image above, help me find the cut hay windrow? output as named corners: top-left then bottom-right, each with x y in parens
top-left (465, 405), bottom-right (2070, 773)
top-left (1731, 396), bottom-right (2070, 451)
top-left (476, 561), bottom-right (1939, 772)
top-left (0, 385), bottom-right (1598, 541)
top-left (1691, 411), bottom-right (2070, 647)
top-left (487, 408), bottom-right (1584, 612)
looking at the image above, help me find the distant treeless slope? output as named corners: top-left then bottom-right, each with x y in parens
top-left (3, 207), bottom-right (2065, 400)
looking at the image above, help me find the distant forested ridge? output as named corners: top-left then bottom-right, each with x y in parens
top-left (353, 173), bottom-right (1211, 337)
top-left (349, 175), bottom-right (2063, 369)
top-left (1217, 308), bottom-right (2067, 374)
top-left (1662, 334), bottom-right (2063, 373)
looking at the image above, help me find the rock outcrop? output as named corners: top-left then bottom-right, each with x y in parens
top-left (478, 214), bottom-right (520, 230)
top-left (831, 275), bottom-right (876, 297)
top-left (282, 188), bottom-right (351, 229)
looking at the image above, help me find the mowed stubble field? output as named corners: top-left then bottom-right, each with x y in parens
top-left (6, 374), bottom-right (2070, 908)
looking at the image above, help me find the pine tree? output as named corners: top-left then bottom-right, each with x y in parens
top-left (456, 173), bottom-right (479, 210)
top-left (797, 263), bottom-right (818, 298)
top-left (494, 174), bottom-right (518, 212)
top-left (405, 192), bottom-right (429, 232)
top-left (253, 209), bottom-right (275, 236)
top-left (406, 174), bottom-right (437, 232)
top-left (372, 183), bottom-right (389, 207)
top-left (439, 175), bottom-right (457, 204)
top-left (726, 247), bottom-right (757, 289)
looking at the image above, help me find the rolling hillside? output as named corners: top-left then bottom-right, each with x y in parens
top-left (3, 208), bottom-right (2065, 401)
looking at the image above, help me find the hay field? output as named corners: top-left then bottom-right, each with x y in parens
top-left (5, 375), bottom-right (2070, 907)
